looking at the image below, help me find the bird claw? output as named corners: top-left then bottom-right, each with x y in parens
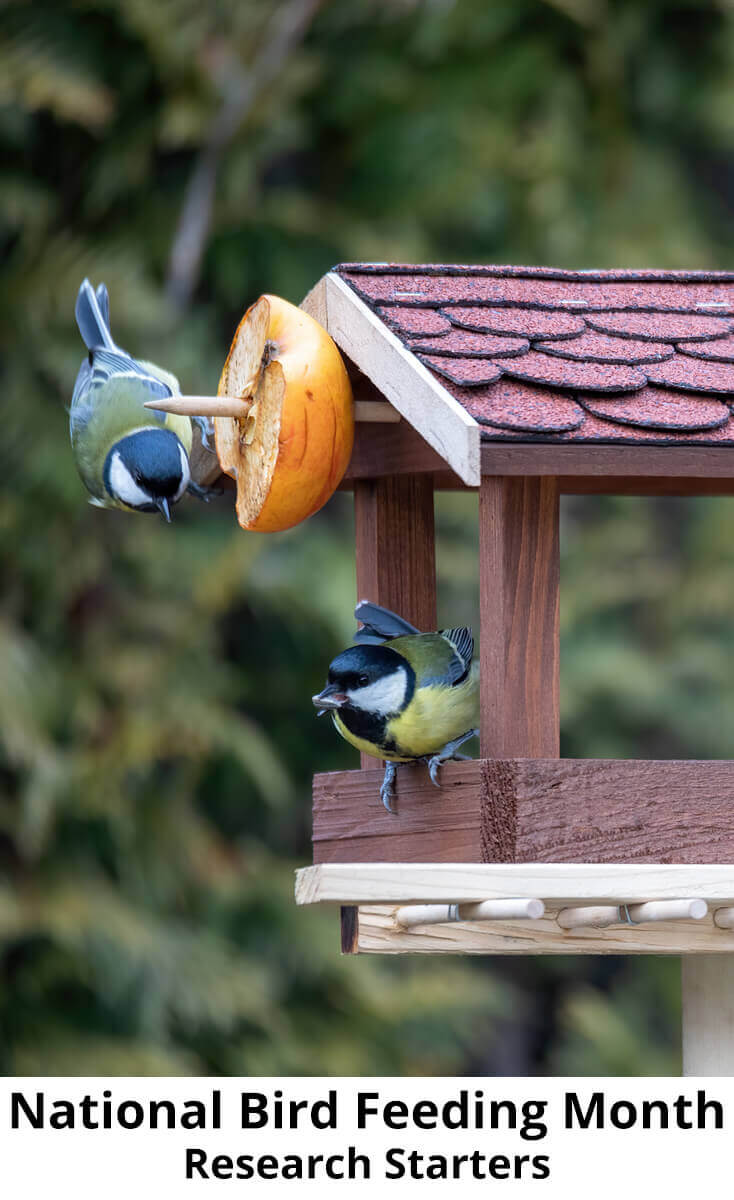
top-left (192, 415), bottom-right (215, 452)
top-left (187, 480), bottom-right (222, 502)
top-left (380, 761), bottom-right (398, 813)
top-left (428, 756), bottom-right (443, 788)
top-left (425, 728), bottom-right (479, 790)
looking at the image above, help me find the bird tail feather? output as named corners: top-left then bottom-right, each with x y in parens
top-left (354, 600), bottom-right (421, 643)
top-left (75, 278), bottom-right (115, 351)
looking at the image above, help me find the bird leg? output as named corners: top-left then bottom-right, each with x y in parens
top-left (187, 480), bottom-right (222, 502)
top-left (426, 728), bottom-right (479, 788)
top-left (191, 414), bottom-right (216, 452)
top-left (380, 761), bottom-right (398, 814)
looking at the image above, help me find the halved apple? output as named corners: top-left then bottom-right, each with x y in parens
top-left (214, 295), bottom-right (354, 532)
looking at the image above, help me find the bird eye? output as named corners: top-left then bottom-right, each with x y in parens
top-left (358, 673), bottom-right (369, 686)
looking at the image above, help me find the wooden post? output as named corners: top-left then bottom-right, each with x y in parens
top-left (354, 475), bottom-right (437, 632)
top-left (338, 474), bottom-right (437, 949)
top-left (479, 477), bottom-right (560, 759)
top-left (682, 957), bottom-right (734, 1075)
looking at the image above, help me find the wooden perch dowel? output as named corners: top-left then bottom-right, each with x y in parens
top-left (557, 905), bottom-right (620, 931)
top-left (557, 898), bottom-right (707, 930)
top-left (713, 907), bottom-right (734, 929)
top-left (395, 897), bottom-right (544, 929)
top-left (624, 898), bottom-right (707, 923)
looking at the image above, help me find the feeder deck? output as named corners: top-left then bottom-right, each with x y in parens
top-left (296, 863), bottom-right (734, 956)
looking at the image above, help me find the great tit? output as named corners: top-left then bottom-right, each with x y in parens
top-left (313, 601), bottom-right (479, 812)
top-left (70, 278), bottom-right (212, 519)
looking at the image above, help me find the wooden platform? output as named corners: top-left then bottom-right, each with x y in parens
top-left (296, 863), bottom-right (734, 955)
top-left (313, 758), bottom-right (734, 864)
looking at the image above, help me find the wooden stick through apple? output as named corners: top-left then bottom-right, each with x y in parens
top-left (144, 397), bottom-right (401, 422)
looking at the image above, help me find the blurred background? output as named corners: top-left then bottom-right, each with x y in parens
top-left (2, 0), bottom-right (734, 1076)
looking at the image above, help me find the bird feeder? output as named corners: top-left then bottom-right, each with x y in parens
top-left (291, 263), bottom-right (734, 1078)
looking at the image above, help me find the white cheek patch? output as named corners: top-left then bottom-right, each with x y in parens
top-left (108, 452), bottom-right (151, 508)
top-left (348, 669), bottom-right (408, 715)
top-left (174, 443), bottom-right (190, 501)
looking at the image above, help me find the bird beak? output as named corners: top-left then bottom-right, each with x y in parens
top-left (312, 684), bottom-right (348, 715)
top-left (156, 497), bottom-right (172, 522)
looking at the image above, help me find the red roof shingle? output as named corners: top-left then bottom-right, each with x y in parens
top-left (337, 263), bottom-right (734, 445)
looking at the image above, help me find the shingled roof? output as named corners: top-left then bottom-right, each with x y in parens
top-left (336, 263), bottom-right (734, 448)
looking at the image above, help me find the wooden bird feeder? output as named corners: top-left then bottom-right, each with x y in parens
top-left (287, 263), bottom-right (734, 1076)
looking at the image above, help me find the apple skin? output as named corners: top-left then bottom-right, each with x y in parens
top-left (215, 294), bottom-right (354, 533)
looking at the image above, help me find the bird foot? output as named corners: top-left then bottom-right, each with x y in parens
top-left (380, 761), bottom-right (398, 813)
top-left (192, 415), bottom-right (216, 452)
top-left (187, 480), bottom-right (222, 502)
top-left (425, 728), bottom-right (479, 789)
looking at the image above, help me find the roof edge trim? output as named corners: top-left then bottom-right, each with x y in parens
top-left (304, 273), bottom-right (480, 485)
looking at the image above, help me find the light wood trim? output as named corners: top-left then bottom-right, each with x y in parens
top-left (295, 862), bottom-right (734, 906)
top-left (319, 273), bottom-right (480, 485)
top-left (354, 904), bottom-right (734, 955)
top-left (300, 276), bottom-right (327, 325)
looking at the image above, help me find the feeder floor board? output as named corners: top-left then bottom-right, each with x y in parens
top-left (296, 862), bottom-right (734, 906)
top-left (312, 758), bottom-right (734, 864)
top-left (297, 864), bottom-right (734, 955)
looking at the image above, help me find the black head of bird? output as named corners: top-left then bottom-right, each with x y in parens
top-left (313, 601), bottom-right (479, 813)
top-left (103, 426), bottom-right (191, 521)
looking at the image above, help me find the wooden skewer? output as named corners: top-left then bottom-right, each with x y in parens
top-left (713, 906), bottom-right (734, 929)
top-left (395, 898), bottom-right (544, 929)
top-left (557, 898), bottom-right (708, 931)
top-left (145, 396), bottom-right (401, 422)
top-left (144, 395), bottom-right (254, 418)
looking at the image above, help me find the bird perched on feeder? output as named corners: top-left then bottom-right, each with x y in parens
top-left (312, 601), bottom-right (479, 812)
top-left (70, 278), bottom-right (213, 519)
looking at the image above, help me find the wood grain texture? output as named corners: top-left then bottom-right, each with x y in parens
top-left (354, 904), bottom-right (734, 956)
top-left (324, 273), bottom-right (480, 484)
top-left (344, 419), bottom-right (456, 482)
top-left (312, 757), bottom-right (734, 864)
top-left (354, 475), bottom-right (437, 633)
top-left (682, 957), bottom-right (734, 1074)
top-left (296, 861), bottom-right (734, 906)
top-left (313, 761), bottom-right (482, 864)
top-left (479, 476), bottom-right (560, 759)
top-left (342, 470), bottom-right (438, 943)
top-left (560, 475), bottom-right (734, 496)
top-left (482, 441), bottom-right (734, 480)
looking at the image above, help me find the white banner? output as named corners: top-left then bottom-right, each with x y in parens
top-left (1, 1077), bottom-right (730, 1197)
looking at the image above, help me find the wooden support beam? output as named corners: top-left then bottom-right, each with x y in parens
top-left (354, 475), bottom-right (437, 632)
top-left (482, 441), bottom-right (734, 482)
top-left (682, 957), bottom-right (734, 1074)
top-left (340, 473), bottom-right (437, 949)
top-left (312, 757), bottom-right (734, 864)
top-left (479, 477), bottom-right (559, 761)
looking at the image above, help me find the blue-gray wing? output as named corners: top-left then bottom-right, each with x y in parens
top-left (353, 600), bottom-right (420, 644)
top-left (89, 349), bottom-right (173, 400)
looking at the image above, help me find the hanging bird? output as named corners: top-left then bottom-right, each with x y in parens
top-left (312, 601), bottom-right (479, 812)
top-left (70, 279), bottom-right (213, 519)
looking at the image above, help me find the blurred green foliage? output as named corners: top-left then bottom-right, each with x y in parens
top-left (2, 0), bottom-right (734, 1076)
